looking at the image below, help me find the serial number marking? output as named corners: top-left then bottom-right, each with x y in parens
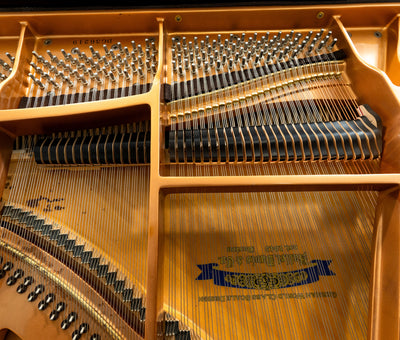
top-left (72, 39), bottom-right (113, 45)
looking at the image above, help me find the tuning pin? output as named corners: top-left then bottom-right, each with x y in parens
top-left (49, 78), bottom-right (59, 88)
top-left (91, 62), bottom-right (100, 71)
top-left (32, 51), bottom-right (44, 63)
top-left (109, 60), bottom-right (116, 72)
top-left (87, 68), bottom-right (94, 78)
top-left (101, 56), bottom-right (109, 67)
top-left (228, 58), bottom-right (233, 69)
top-left (82, 52), bottom-right (91, 64)
top-left (64, 76), bottom-right (74, 88)
top-left (123, 69), bottom-right (131, 81)
top-left (137, 44), bottom-right (144, 57)
top-left (0, 66), bottom-right (9, 77)
top-left (124, 47), bottom-right (131, 59)
top-left (38, 71), bottom-right (48, 80)
top-left (46, 50), bottom-right (55, 61)
top-left (246, 51), bottom-right (252, 61)
top-left (325, 31), bottom-right (332, 42)
top-left (220, 54), bottom-right (226, 66)
top-left (88, 46), bottom-right (96, 59)
top-left (114, 64), bottom-right (122, 75)
top-left (265, 52), bottom-right (272, 63)
top-left (282, 46), bottom-right (290, 60)
top-left (316, 40), bottom-right (326, 53)
top-left (130, 41), bottom-right (137, 54)
top-left (5, 52), bottom-right (14, 65)
top-left (208, 55), bottom-right (214, 67)
top-left (60, 49), bottom-right (69, 61)
top-left (307, 43), bottom-right (315, 55)
top-left (202, 61), bottom-right (208, 73)
top-left (103, 45), bottom-right (110, 57)
top-left (56, 70), bottom-right (65, 80)
top-left (70, 57), bottom-right (78, 67)
top-left (93, 73), bottom-right (103, 85)
top-left (28, 73), bottom-right (45, 89)
top-left (109, 50), bottom-right (117, 61)
top-left (178, 65), bottom-right (183, 76)
top-left (137, 67), bottom-right (145, 79)
top-left (291, 49), bottom-right (299, 59)
top-left (116, 53), bottom-right (124, 63)
top-left (116, 42), bottom-right (123, 55)
top-left (49, 64), bottom-right (58, 74)
top-left (29, 61), bottom-right (39, 71)
top-left (101, 66), bottom-right (109, 77)
top-left (151, 40), bottom-right (157, 53)
top-left (327, 38), bottom-right (338, 51)
top-left (108, 72), bottom-right (116, 82)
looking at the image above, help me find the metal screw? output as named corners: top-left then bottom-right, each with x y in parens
top-left (175, 15), bottom-right (182, 23)
top-left (374, 31), bottom-right (382, 38)
top-left (316, 11), bottom-right (324, 19)
top-left (44, 39), bottom-right (52, 46)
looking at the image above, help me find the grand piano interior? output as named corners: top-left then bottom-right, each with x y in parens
top-left (0, 2), bottom-right (399, 340)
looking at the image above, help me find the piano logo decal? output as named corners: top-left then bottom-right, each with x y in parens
top-left (196, 260), bottom-right (335, 290)
top-left (26, 195), bottom-right (65, 212)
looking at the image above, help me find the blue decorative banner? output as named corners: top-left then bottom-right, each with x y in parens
top-left (196, 260), bottom-right (335, 290)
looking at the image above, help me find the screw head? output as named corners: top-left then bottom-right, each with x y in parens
top-left (316, 11), bottom-right (325, 19)
top-left (374, 31), bottom-right (382, 38)
top-left (175, 15), bottom-right (182, 23)
top-left (44, 39), bottom-right (52, 45)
